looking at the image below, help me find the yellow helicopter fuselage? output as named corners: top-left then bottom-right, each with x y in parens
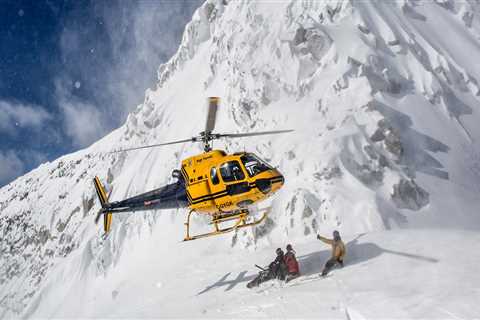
top-left (181, 150), bottom-right (284, 214)
top-left (93, 96), bottom-right (291, 240)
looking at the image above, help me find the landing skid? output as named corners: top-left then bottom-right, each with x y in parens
top-left (183, 208), bottom-right (269, 241)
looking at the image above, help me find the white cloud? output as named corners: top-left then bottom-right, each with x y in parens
top-left (0, 100), bottom-right (52, 134)
top-left (61, 100), bottom-right (105, 148)
top-left (0, 150), bottom-right (25, 186)
top-left (52, 2), bottom-right (200, 149)
top-left (55, 80), bottom-right (107, 148)
top-left (22, 149), bottom-right (49, 167)
top-left (57, 2), bottom-right (201, 131)
top-left (59, 26), bottom-right (80, 55)
top-left (99, 1), bottom-right (200, 122)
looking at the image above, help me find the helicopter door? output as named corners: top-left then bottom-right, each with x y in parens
top-left (219, 161), bottom-right (249, 193)
top-left (216, 161), bottom-right (251, 209)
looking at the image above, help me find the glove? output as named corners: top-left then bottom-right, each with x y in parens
top-left (316, 234), bottom-right (321, 240)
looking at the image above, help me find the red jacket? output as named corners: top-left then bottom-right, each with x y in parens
top-left (284, 251), bottom-right (299, 274)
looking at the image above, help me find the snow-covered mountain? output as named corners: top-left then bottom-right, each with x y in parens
top-left (1, 0), bottom-right (480, 318)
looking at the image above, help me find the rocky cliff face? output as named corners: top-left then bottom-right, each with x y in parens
top-left (2, 0), bottom-right (480, 317)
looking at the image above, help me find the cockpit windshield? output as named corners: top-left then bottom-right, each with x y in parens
top-left (240, 153), bottom-right (272, 177)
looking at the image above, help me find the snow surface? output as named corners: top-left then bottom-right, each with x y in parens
top-left (1, 0), bottom-right (480, 318)
top-left (24, 229), bottom-right (480, 318)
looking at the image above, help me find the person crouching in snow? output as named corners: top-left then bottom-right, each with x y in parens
top-left (284, 244), bottom-right (300, 282)
top-left (269, 248), bottom-right (288, 280)
top-left (246, 248), bottom-right (288, 288)
top-left (317, 230), bottom-right (346, 276)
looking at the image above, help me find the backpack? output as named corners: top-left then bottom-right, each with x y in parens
top-left (284, 251), bottom-right (300, 274)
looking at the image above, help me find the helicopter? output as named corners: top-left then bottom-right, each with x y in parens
top-left (93, 97), bottom-right (292, 241)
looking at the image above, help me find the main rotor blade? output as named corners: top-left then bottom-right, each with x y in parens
top-left (217, 129), bottom-right (294, 139)
top-left (110, 138), bottom-right (195, 153)
top-left (205, 97), bottom-right (219, 133)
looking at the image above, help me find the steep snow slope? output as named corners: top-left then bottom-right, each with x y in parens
top-left (1, 0), bottom-right (480, 317)
top-left (25, 229), bottom-right (480, 318)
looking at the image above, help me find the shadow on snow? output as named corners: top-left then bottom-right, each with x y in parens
top-left (197, 234), bottom-right (438, 295)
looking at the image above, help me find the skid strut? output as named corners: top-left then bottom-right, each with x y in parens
top-left (183, 208), bottom-right (269, 241)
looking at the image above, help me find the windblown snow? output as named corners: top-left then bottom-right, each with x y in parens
top-left (1, 0), bottom-right (480, 318)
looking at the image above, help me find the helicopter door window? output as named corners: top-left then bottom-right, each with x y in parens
top-left (219, 161), bottom-right (245, 183)
top-left (210, 167), bottom-right (220, 185)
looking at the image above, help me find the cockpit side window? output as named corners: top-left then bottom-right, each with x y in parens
top-left (210, 167), bottom-right (219, 185)
top-left (219, 161), bottom-right (245, 182)
top-left (240, 153), bottom-right (271, 177)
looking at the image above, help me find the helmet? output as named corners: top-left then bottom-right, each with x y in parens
top-left (333, 230), bottom-right (341, 240)
top-left (286, 244), bottom-right (293, 251)
top-left (276, 248), bottom-right (283, 256)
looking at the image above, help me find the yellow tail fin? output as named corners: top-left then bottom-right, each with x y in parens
top-left (93, 176), bottom-right (113, 233)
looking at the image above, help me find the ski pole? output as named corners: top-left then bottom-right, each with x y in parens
top-left (255, 264), bottom-right (266, 271)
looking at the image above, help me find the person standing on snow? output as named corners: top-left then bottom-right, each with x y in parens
top-left (284, 244), bottom-right (300, 282)
top-left (317, 230), bottom-right (346, 276)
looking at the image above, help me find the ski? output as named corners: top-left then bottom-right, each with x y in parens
top-left (253, 273), bottom-right (330, 293)
top-left (285, 273), bottom-right (331, 287)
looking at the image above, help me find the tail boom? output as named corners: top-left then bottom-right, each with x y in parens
top-left (92, 176), bottom-right (188, 234)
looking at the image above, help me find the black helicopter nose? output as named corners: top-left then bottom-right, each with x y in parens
top-left (256, 178), bottom-right (272, 194)
top-left (273, 175), bottom-right (284, 185)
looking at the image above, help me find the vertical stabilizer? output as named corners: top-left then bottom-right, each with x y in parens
top-left (93, 176), bottom-right (113, 233)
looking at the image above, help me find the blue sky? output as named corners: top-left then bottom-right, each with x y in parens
top-left (0, 0), bottom-right (202, 186)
